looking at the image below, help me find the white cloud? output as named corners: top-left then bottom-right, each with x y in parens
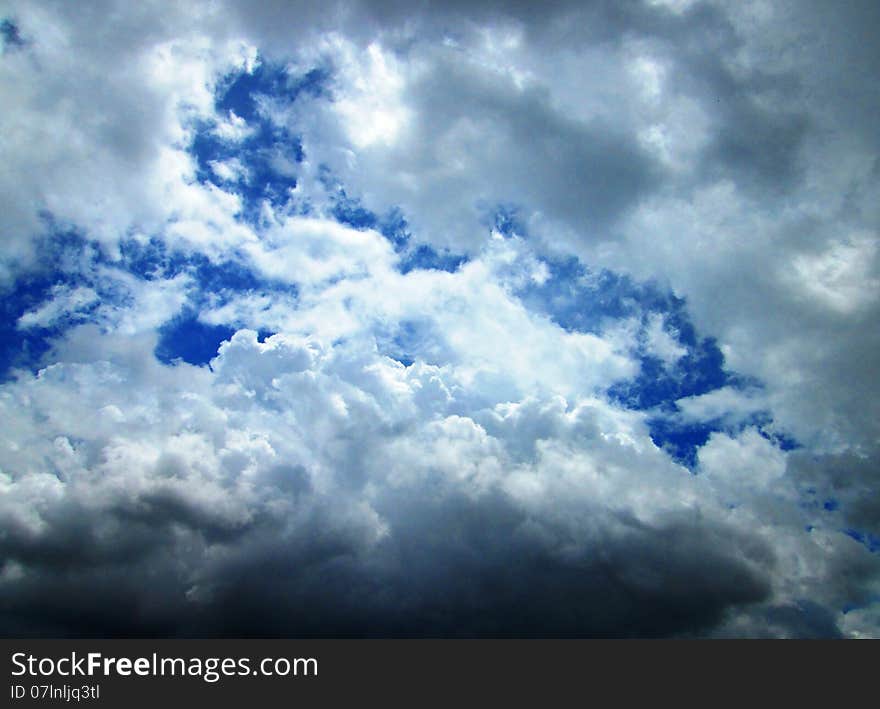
top-left (214, 110), bottom-right (255, 142)
top-left (209, 157), bottom-right (249, 183)
top-left (787, 234), bottom-right (880, 315)
top-left (675, 386), bottom-right (768, 427)
top-left (332, 40), bottom-right (412, 148)
top-left (643, 312), bottom-right (687, 366)
top-left (17, 285), bottom-right (99, 329)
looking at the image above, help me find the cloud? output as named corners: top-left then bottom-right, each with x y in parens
top-left (0, 0), bottom-right (878, 637)
top-left (0, 320), bottom-right (780, 637)
top-left (17, 285), bottom-right (99, 329)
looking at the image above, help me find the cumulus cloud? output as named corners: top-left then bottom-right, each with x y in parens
top-left (0, 320), bottom-right (776, 636)
top-left (0, 0), bottom-right (878, 637)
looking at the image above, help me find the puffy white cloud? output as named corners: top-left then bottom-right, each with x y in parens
top-left (0, 319), bottom-right (779, 636)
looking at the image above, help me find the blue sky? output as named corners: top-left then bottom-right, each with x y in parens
top-left (0, 0), bottom-right (878, 638)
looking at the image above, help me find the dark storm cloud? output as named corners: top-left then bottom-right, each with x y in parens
top-left (714, 600), bottom-right (845, 639)
top-left (692, 64), bottom-right (808, 190)
top-left (400, 55), bottom-right (661, 234)
top-left (0, 485), bottom-right (773, 637)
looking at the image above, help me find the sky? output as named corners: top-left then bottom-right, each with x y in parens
top-left (0, 0), bottom-right (878, 638)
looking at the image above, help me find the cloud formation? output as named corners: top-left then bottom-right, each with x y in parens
top-left (0, 0), bottom-right (878, 637)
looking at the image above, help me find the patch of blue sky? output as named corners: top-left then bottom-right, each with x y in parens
top-left (1, 273), bottom-right (62, 380)
top-left (208, 59), bottom-right (458, 237)
top-left (1, 17), bottom-right (25, 51)
top-left (318, 166), bottom-right (399, 240)
top-left (843, 529), bottom-right (880, 554)
top-left (799, 496), bottom-right (846, 522)
top-left (154, 304), bottom-right (276, 368)
top-left (399, 245), bottom-right (468, 274)
top-left (609, 345), bottom-right (728, 412)
top-left (188, 61), bottom-right (332, 220)
top-left (325, 181), bottom-right (379, 232)
top-left (117, 236), bottom-right (182, 280)
top-left (478, 202), bottom-right (527, 237)
top-left (0, 229), bottom-right (102, 380)
top-left (378, 207), bottom-right (411, 252)
top-left (318, 166), bottom-right (469, 272)
top-left (644, 418), bottom-right (719, 469)
top-left (797, 502), bottom-right (880, 557)
top-left (189, 119), bottom-right (301, 216)
top-left (650, 410), bottom-right (794, 470)
top-left (191, 255), bottom-right (265, 295)
top-left (758, 427), bottom-right (800, 452)
top-left (116, 237), bottom-right (287, 366)
top-left (517, 255), bottom-right (727, 399)
top-left (215, 62), bottom-right (329, 123)
top-left (1, 224), bottom-right (283, 372)
top-left (118, 236), bottom-right (263, 294)
top-left (515, 253), bottom-right (798, 468)
top-left (517, 256), bottom-right (663, 334)
top-left (154, 313), bottom-right (256, 368)
top-left (639, 368), bottom-right (789, 469)
top-left (154, 305), bottom-right (278, 368)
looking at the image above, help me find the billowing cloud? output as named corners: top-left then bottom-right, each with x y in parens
top-left (0, 0), bottom-right (877, 637)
